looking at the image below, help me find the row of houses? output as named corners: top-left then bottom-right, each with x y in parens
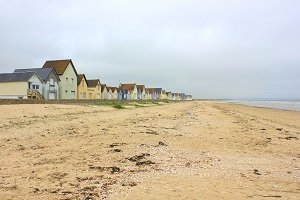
top-left (0, 59), bottom-right (193, 101)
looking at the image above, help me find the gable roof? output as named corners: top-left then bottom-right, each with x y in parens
top-left (110, 87), bottom-right (119, 93)
top-left (146, 88), bottom-right (155, 93)
top-left (0, 72), bottom-right (38, 83)
top-left (120, 83), bottom-right (136, 91)
top-left (43, 59), bottom-right (78, 76)
top-left (14, 68), bottom-right (59, 81)
top-left (87, 79), bottom-right (100, 88)
top-left (77, 74), bottom-right (87, 86)
top-left (137, 85), bottom-right (145, 90)
top-left (101, 84), bottom-right (107, 92)
top-left (106, 86), bottom-right (112, 92)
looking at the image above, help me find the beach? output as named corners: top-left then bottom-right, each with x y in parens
top-left (0, 101), bottom-right (299, 199)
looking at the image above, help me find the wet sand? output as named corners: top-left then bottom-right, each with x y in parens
top-left (0, 101), bottom-right (299, 199)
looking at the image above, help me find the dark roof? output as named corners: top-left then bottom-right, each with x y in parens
top-left (87, 79), bottom-right (100, 88)
top-left (14, 68), bottom-right (59, 81)
top-left (106, 86), bottom-right (112, 92)
top-left (110, 87), bottom-right (119, 93)
top-left (120, 84), bottom-right (136, 91)
top-left (146, 88), bottom-right (162, 94)
top-left (77, 74), bottom-right (87, 86)
top-left (43, 59), bottom-right (78, 76)
top-left (137, 85), bottom-right (145, 90)
top-left (0, 72), bottom-right (36, 83)
top-left (101, 84), bottom-right (107, 92)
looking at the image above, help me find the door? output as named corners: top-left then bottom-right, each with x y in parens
top-left (49, 92), bottom-right (55, 100)
top-left (71, 91), bottom-right (76, 99)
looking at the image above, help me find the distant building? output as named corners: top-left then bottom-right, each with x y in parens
top-left (0, 72), bottom-right (43, 99)
top-left (146, 88), bottom-right (162, 100)
top-left (77, 74), bottom-right (88, 99)
top-left (137, 85), bottom-right (146, 100)
top-left (87, 79), bottom-right (101, 99)
top-left (120, 84), bottom-right (137, 100)
top-left (101, 84), bottom-right (108, 100)
top-left (166, 92), bottom-right (173, 100)
top-left (43, 59), bottom-right (78, 99)
top-left (184, 95), bottom-right (193, 100)
top-left (14, 68), bottom-right (60, 100)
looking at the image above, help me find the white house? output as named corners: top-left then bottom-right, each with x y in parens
top-left (14, 68), bottom-right (60, 100)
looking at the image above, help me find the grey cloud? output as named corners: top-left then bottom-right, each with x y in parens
top-left (0, 0), bottom-right (299, 99)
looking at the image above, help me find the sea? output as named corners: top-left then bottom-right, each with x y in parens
top-left (227, 100), bottom-right (300, 112)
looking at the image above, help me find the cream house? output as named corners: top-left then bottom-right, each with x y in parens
top-left (101, 84), bottom-right (108, 100)
top-left (106, 86), bottom-right (113, 100)
top-left (43, 59), bottom-right (78, 99)
top-left (111, 87), bottom-right (119, 100)
top-left (77, 74), bottom-right (88, 99)
top-left (160, 90), bottom-right (167, 100)
top-left (87, 79), bottom-right (101, 99)
top-left (0, 72), bottom-right (43, 99)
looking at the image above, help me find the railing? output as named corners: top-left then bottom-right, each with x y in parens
top-left (27, 89), bottom-right (44, 100)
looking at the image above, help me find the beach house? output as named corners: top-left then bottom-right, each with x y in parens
top-left (43, 59), bottom-right (78, 99)
top-left (166, 92), bottom-right (173, 100)
top-left (137, 85), bottom-right (145, 100)
top-left (0, 72), bottom-right (43, 99)
top-left (120, 84), bottom-right (137, 100)
top-left (147, 88), bottom-right (162, 100)
top-left (184, 95), bottom-right (193, 100)
top-left (14, 68), bottom-right (60, 100)
top-left (111, 87), bottom-right (119, 100)
top-left (106, 86), bottom-right (113, 100)
top-left (101, 84), bottom-right (108, 100)
top-left (77, 74), bottom-right (88, 99)
top-left (160, 90), bottom-right (167, 100)
top-left (87, 79), bottom-right (101, 99)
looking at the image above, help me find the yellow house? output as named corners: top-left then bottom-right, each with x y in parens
top-left (77, 74), bottom-right (88, 99)
top-left (87, 79), bottom-right (101, 99)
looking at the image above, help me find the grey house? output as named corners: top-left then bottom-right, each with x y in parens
top-left (14, 68), bottom-right (60, 100)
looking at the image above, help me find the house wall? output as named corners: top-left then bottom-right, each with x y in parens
top-left (130, 87), bottom-right (138, 100)
top-left (77, 78), bottom-right (88, 99)
top-left (44, 72), bottom-right (59, 100)
top-left (58, 63), bottom-right (77, 99)
top-left (28, 74), bottom-right (43, 95)
top-left (101, 88), bottom-right (108, 100)
top-left (87, 84), bottom-right (101, 99)
top-left (0, 74), bottom-right (43, 99)
top-left (0, 82), bottom-right (28, 99)
top-left (112, 91), bottom-right (118, 99)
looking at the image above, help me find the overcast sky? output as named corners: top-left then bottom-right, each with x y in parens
top-left (0, 0), bottom-right (299, 99)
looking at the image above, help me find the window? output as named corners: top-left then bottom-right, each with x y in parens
top-left (50, 78), bottom-right (54, 85)
top-left (71, 78), bottom-right (74, 84)
top-left (32, 84), bottom-right (39, 90)
top-left (66, 77), bottom-right (68, 83)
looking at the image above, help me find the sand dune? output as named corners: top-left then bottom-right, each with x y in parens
top-left (0, 101), bottom-right (299, 199)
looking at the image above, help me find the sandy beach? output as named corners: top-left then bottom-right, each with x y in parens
top-left (0, 101), bottom-right (299, 200)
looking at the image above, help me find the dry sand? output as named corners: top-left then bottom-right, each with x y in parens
top-left (0, 101), bottom-right (299, 200)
